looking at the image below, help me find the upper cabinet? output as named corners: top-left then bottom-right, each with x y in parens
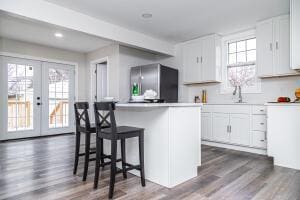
top-left (257, 15), bottom-right (298, 77)
top-left (182, 34), bottom-right (222, 84)
top-left (291, 0), bottom-right (300, 69)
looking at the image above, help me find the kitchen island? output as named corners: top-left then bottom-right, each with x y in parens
top-left (104, 103), bottom-right (202, 188)
top-left (266, 103), bottom-right (300, 170)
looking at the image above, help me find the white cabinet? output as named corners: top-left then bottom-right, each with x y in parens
top-left (291, 0), bottom-right (300, 69)
top-left (257, 15), bottom-right (298, 77)
top-left (252, 131), bottom-right (267, 149)
top-left (257, 19), bottom-right (274, 76)
top-left (230, 114), bottom-right (250, 146)
top-left (182, 42), bottom-right (202, 83)
top-left (201, 112), bottom-right (212, 141)
top-left (182, 34), bottom-right (221, 84)
top-left (202, 105), bottom-right (267, 151)
top-left (212, 113), bottom-right (230, 143)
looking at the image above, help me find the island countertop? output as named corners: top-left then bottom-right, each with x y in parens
top-left (116, 103), bottom-right (203, 108)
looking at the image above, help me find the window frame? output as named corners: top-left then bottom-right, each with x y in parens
top-left (220, 30), bottom-right (261, 94)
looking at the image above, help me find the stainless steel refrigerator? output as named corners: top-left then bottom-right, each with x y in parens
top-left (130, 63), bottom-right (178, 103)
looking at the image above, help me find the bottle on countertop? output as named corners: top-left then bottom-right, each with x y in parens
top-left (201, 90), bottom-right (207, 103)
top-left (132, 83), bottom-right (139, 96)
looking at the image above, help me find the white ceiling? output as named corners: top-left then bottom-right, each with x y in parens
top-left (0, 12), bottom-right (113, 53)
top-left (45, 0), bottom-right (290, 43)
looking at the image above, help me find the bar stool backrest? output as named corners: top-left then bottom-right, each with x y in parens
top-left (94, 102), bottom-right (117, 137)
top-left (74, 102), bottom-right (91, 132)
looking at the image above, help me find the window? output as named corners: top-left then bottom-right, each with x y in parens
top-left (221, 30), bottom-right (261, 94)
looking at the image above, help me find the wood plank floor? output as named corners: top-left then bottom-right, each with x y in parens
top-left (0, 134), bottom-right (299, 200)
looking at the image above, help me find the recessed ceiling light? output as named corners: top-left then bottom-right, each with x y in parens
top-left (54, 32), bottom-right (63, 38)
top-left (142, 13), bottom-right (152, 19)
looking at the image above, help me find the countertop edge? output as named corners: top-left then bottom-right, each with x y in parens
top-left (116, 103), bottom-right (203, 108)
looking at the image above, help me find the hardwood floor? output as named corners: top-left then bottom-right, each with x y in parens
top-left (0, 134), bottom-right (299, 200)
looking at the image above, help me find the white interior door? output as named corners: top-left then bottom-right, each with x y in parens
top-left (41, 62), bottom-right (75, 135)
top-left (96, 62), bottom-right (108, 101)
top-left (0, 56), bottom-right (42, 140)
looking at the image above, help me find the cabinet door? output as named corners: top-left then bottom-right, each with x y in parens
top-left (201, 112), bottom-right (212, 140)
top-left (183, 41), bottom-right (202, 83)
top-left (274, 16), bottom-right (297, 75)
top-left (291, 0), bottom-right (300, 69)
top-left (257, 19), bottom-right (274, 77)
top-left (212, 113), bottom-right (230, 143)
top-left (230, 114), bottom-right (250, 146)
top-left (201, 36), bottom-right (216, 82)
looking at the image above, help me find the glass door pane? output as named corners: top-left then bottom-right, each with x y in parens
top-left (48, 68), bottom-right (70, 128)
top-left (7, 63), bottom-right (34, 131)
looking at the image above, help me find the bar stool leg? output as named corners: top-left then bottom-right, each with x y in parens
top-left (82, 133), bottom-right (90, 181)
top-left (73, 131), bottom-right (81, 175)
top-left (139, 131), bottom-right (146, 187)
top-left (94, 137), bottom-right (101, 189)
top-left (100, 138), bottom-right (104, 168)
top-left (121, 139), bottom-right (127, 179)
top-left (109, 139), bottom-right (117, 199)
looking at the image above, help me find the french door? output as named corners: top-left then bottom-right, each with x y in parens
top-left (0, 56), bottom-right (75, 140)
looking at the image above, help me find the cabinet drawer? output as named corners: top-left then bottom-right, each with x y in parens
top-left (252, 106), bottom-right (266, 115)
top-left (252, 115), bottom-right (267, 131)
top-left (252, 131), bottom-right (267, 149)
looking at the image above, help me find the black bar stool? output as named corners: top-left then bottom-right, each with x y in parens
top-left (93, 102), bottom-right (146, 199)
top-left (74, 102), bottom-right (107, 181)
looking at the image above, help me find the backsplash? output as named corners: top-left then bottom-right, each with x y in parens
top-left (185, 76), bottom-right (300, 104)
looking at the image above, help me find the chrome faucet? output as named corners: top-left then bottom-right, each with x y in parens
top-left (233, 86), bottom-right (243, 103)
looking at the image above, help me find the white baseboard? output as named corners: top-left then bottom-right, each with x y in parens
top-left (202, 140), bottom-right (267, 155)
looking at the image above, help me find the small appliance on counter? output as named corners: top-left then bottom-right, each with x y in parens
top-left (129, 63), bottom-right (178, 103)
top-left (277, 97), bottom-right (291, 103)
top-left (295, 88), bottom-right (300, 102)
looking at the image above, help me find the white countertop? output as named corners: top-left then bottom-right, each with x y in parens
top-left (203, 103), bottom-right (265, 106)
top-left (116, 103), bottom-right (203, 108)
top-left (265, 102), bottom-right (300, 106)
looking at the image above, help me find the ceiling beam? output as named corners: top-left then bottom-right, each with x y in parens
top-left (0, 0), bottom-right (175, 56)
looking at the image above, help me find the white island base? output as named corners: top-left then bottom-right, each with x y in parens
top-left (103, 103), bottom-right (201, 188)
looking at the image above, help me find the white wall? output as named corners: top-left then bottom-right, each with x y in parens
top-left (86, 44), bottom-right (120, 101)
top-left (0, 37), bottom-right (88, 100)
top-left (118, 46), bottom-right (157, 102)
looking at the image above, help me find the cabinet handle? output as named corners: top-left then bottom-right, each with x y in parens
top-left (260, 109), bottom-right (264, 112)
top-left (260, 139), bottom-right (265, 142)
top-left (229, 125), bottom-right (231, 133)
top-left (260, 122), bottom-right (265, 125)
top-left (269, 43), bottom-right (273, 51)
top-left (201, 56), bottom-right (203, 63)
top-left (276, 42), bottom-right (279, 50)
top-left (196, 57), bottom-right (199, 63)
top-left (265, 132), bottom-right (267, 140)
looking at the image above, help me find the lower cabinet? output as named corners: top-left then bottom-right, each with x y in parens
top-left (212, 113), bottom-right (230, 143)
top-left (201, 112), bottom-right (212, 140)
top-left (230, 114), bottom-right (250, 146)
top-left (201, 105), bottom-right (267, 150)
